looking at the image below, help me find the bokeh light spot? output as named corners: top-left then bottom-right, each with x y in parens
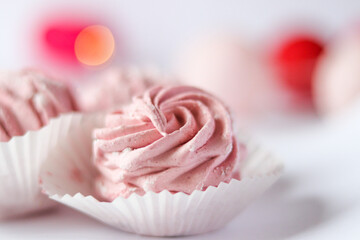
top-left (273, 35), bottom-right (324, 96)
top-left (74, 25), bottom-right (115, 66)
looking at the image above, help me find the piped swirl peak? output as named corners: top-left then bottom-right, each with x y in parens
top-left (94, 85), bottom-right (244, 200)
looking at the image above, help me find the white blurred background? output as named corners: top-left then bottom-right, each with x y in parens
top-left (1, 0), bottom-right (360, 69)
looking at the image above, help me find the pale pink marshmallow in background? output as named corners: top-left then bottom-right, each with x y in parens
top-left (314, 30), bottom-right (360, 116)
top-left (74, 67), bottom-right (166, 113)
top-left (175, 34), bottom-right (277, 126)
top-left (0, 69), bottom-right (75, 141)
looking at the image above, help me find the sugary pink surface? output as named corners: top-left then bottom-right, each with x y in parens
top-left (93, 85), bottom-right (244, 200)
top-left (75, 68), bottom-right (158, 112)
top-left (0, 69), bottom-right (75, 141)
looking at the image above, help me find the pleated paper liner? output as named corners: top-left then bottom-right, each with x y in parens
top-left (40, 122), bottom-right (283, 237)
top-left (0, 113), bottom-right (101, 219)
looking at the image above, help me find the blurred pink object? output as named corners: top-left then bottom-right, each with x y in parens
top-left (0, 69), bottom-right (76, 141)
top-left (31, 12), bottom-right (120, 81)
top-left (41, 20), bottom-right (87, 65)
top-left (176, 34), bottom-right (274, 124)
top-left (314, 30), bottom-right (360, 116)
top-left (74, 67), bottom-right (164, 112)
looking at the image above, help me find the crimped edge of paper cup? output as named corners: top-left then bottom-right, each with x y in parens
top-left (0, 112), bottom-right (101, 219)
top-left (41, 130), bottom-right (283, 236)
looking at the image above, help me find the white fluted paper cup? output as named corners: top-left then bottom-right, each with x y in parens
top-left (0, 113), bottom-right (101, 219)
top-left (40, 119), bottom-right (283, 237)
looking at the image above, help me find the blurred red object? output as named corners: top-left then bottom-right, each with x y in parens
top-left (41, 20), bottom-right (89, 66)
top-left (272, 34), bottom-right (325, 97)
